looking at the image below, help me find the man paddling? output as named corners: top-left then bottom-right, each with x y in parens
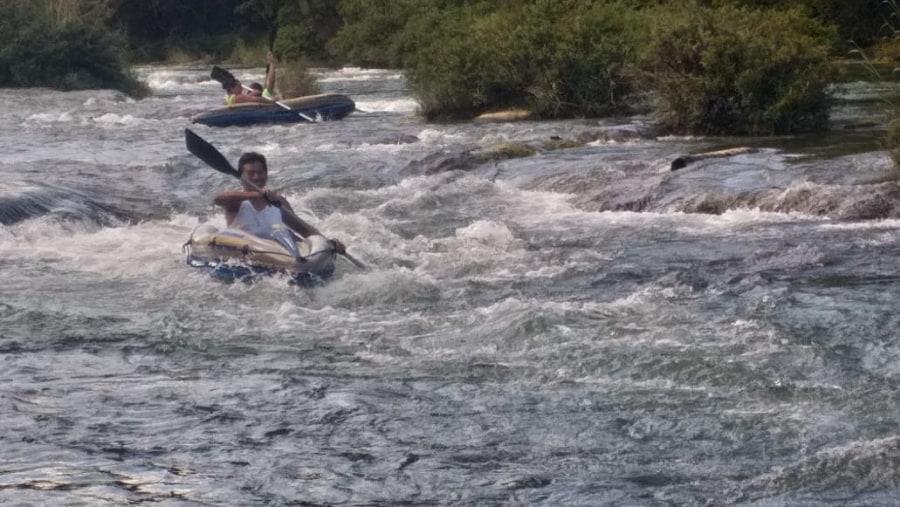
top-left (213, 152), bottom-right (346, 255)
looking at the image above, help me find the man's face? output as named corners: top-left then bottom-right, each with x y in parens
top-left (241, 161), bottom-right (267, 189)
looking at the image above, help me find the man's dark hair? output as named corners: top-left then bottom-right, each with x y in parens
top-left (237, 152), bottom-right (268, 176)
top-left (250, 82), bottom-right (263, 92)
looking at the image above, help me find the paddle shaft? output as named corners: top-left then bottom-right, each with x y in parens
top-left (237, 82), bottom-right (315, 122)
top-left (235, 177), bottom-right (365, 269)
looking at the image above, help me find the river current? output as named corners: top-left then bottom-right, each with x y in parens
top-left (2, 66), bottom-right (900, 506)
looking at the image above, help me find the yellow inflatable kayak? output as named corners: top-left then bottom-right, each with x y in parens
top-left (184, 224), bottom-right (336, 284)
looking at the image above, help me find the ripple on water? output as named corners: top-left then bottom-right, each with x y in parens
top-left (3, 69), bottom-right (900, 506)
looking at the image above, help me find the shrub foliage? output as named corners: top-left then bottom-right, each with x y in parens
top-left (403, 1), bottom-right (638, 120)
top-left (0, 0), bottom-right (864, 133)
top-left (634, 2), bottom-right (836, 134)
top-left (333, 0), bottom-right (837, 132)
top-left (0, 1), bottom-right (147, 97)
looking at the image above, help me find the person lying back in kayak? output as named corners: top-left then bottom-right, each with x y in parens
top-left (213, 152), bottom-right (346, 255)
top-left (223, 52), bottom-right (279, 106)
top-left (223, 79), bottom-right (271, 105)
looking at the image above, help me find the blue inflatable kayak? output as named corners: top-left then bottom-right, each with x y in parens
top-left (191, 94), bottom-right (355, 127)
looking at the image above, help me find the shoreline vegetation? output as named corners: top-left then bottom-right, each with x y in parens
top-left (3, 0), bottom-right (899, 152)
top-left (0, 1), bottom-right (149, 98)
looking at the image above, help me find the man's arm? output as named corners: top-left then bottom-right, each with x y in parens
top-left (213, 189), bottom-right (259, 211)
top-left (214, 189), bottom-right (259, 227)
top-left (264, 52), bottom-right (277, 99)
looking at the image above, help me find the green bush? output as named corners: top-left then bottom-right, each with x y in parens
top-left (273, 24), bottom-right (311, 62)
top-left (404, 1), bottom-right (637, 120)
top-left (329, 0), bottom-right (434, 67)
top-left (0, 2), bottom-right (148, 97)
top-left (874, 0), bottom-right (900, 169)
top-left (551, 2), bottom-right (639, 117)
top-left (272, 1), bottom-right (341, 63)
top-left (404, 4), bottom-right (518, 119)
top-left (633, 2), bottom-right (836, 134)
top-left (886, 119), bottom-right (900, 167)
top-left (711, 0), bottom-right (884, 49)
top-left (1, 23), bottom-right (148, 97)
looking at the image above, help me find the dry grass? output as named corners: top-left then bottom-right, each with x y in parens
top-left (276, 59), bottom-right (321, 99)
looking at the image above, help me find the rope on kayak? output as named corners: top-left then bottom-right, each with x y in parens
top-left (198, 238), bottom-right (333, 263)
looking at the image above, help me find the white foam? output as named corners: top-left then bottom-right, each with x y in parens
top-left (818, 218), bottom-right (900, 230)
top-left (89, 113), bottom-right (143, 125)
top-left (25, 112), bottom-right (74, 123)
top-left (455, 220), bottom-right (516, 244)
top-left (354, 98), bottom-right (418, 114)
top-left (417, 128), bottom-right (468, 145)
top-left (348, 142), bottom-right (415, 153)
top-left (313, 67), bottom-right (404, 82)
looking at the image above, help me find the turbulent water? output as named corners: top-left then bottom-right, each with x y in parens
top-left (3, 65), bottom-right (900, 506)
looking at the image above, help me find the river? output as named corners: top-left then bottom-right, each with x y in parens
top-left (2, 65), bottom-right (900, 506)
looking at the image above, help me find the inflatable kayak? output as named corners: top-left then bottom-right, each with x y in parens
top-left (184, 224), bottom-right (336, 284)
top-left (191, 94), bottom-right (355, 127)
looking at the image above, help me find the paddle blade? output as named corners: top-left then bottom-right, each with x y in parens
top-left (184, 129), bottom-right (240, 179)
top-left (210, 66), bottom-right (236, 86)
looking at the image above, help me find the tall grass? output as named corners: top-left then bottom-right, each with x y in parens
top-left (853, 0), bottom-right (900, 167)
top-left (277, 59), bottom-right (322, 98)
top-left (227, 40), bottom-right (270, 66)
top-left (41, 0), bottom-right (81, 25)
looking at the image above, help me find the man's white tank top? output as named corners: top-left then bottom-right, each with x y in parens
top-left (230, 201), bottom-right (283, 237)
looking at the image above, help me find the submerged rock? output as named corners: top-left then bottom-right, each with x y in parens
top-left (401, 150), bottom-right (479, 176)
top-left (376, 134), bottom-right (420, 145)
top-left (474, 142), bottom-right (537, 162)
top-left (671, 147), bottom-right (757, 171)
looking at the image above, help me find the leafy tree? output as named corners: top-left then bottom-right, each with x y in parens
top-left (108, 0), bottom-right (245, 60)
top-left (272, 0), bottom-right (341, 62)
top-left (711, 0), bottom-right (885, 47)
